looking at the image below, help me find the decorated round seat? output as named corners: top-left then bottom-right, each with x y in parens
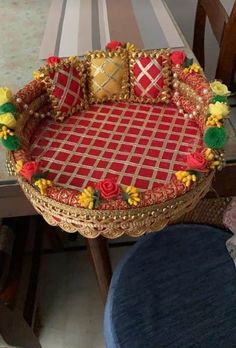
top-left (0, 42), bottom-right (229, 238)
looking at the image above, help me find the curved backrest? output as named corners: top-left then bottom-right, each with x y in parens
top-left (193, 0), bottom-right (236, 89)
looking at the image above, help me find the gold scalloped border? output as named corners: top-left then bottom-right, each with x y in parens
top-left (86, 48), bottom-right (129, 104)
top-left (129, 49), bottom-right (172, 104)
top-left (39, 57), bottom-right (87, 121)
top-left (15, 171), bottom-right (213, 237)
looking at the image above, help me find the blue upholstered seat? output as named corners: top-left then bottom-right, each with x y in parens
top-left (104, 224), bottom-right (236, 348)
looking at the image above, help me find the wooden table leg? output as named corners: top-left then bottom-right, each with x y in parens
top-left (85, 236), bottom-right (112, 304)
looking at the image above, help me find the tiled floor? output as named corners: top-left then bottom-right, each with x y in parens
top-left (39, 247), bottom-right (129, 348)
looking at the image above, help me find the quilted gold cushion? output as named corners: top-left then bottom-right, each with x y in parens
top-left (87, 49), bottom-right (129, 103)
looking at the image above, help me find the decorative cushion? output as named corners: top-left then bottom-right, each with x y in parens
top-left (86, 49), bottom-right (129, 103)
top-left (41, 57), bottom-right (86, 121)
top-left (129, 49), bottom-right (171, 104)
top-left (104, 224), bottom-right (236, 348)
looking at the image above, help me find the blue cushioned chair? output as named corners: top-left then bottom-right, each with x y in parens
top-left (104, 224), bottom-right (236, 348)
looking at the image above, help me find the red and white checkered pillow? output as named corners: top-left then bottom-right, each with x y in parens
top-left (41, 57), bottom-right (86, 121)
top-left (129, 50), bottom-right (171, 104)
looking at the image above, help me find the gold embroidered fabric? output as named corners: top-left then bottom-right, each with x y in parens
top-left (87, 49), bottom-right (129, 103)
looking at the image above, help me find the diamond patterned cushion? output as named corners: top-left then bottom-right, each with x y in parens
top-left (130, 50), bottom-right (171, 104)
top-left (42, 58), bottom-right (86, 121)
top-left (87, 49), bottom-right (129, 103)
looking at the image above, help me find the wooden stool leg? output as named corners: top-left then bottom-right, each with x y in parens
top-left (85, 236), bottom-right (112, 304)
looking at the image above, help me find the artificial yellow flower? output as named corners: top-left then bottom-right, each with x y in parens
top-left (68, 56), bottom-right (77, 63)
top-left (183, 63), bottom-right (201, 74)
top-left (15, 159), bottom-right (24, 173)
top-left (206, 114), bottom-right (223, 128)
top-left (209, 160), bottom-right (220, 170)
top-left (125, 186), bottom-right (140, 206)
top-left (0, 87), bottom-right (12, 105)
top-left (208, 101), bottom-right (229, 117)
top-left (175, 171), bottom-right (197, 188)
top-left (204, 148), bottom-right (221, 170)
top-left (0, 125), bottom-right (14, 140)
top-left (78, 186), bottom-right (95, 209)
top-left (0, 112), bottom-right (16, 129)
top-left (126, 42), bottom-right (137, 52)
top-left (210, 81), bottom-right (230, 96)
top-left (204, 148), bottom-right (215, 161)
top-left (34, 178), bottom-right (53, 195)
top-left (33, 70), bottom-right (42, 80)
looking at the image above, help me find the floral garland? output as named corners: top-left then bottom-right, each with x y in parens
top-left (78, 179), bottom-right (141, 209)
top-left (15, 160), bottom-right (141, 208)
top-left (15, 159), bottom-right (53, 195)
top-left (170, 50), bottom-right (229, 188)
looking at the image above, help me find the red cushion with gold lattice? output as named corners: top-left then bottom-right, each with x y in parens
top-left (41, 57), bottom-right (86, 121)
top-left (130, 50), bottom-right (171, 104)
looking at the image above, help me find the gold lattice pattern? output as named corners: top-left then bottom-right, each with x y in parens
top-left (135, 59), bottom-right (163, 97)
top-left (91, 56), bottom-right (127, 100)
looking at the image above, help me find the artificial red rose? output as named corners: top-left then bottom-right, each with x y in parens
top-left (20, 161), bottom-right (39, 181)
top-left (47, 56), bottom-right (61, 65)
top-left (186, 152), bottom-right (208, 172)
top-left (106, 41), bottom-right (123, 51)
top-left (170, 51), bottom-right (186, 66)
top-left (97, 179), bottom-right (120, 199)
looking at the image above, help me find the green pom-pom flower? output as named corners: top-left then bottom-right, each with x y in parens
top-left (2, 135), bottom-right (20, 150)
top-left (204, 127), bottom-right (227, 149)
top-left (0, 102), bottom-right (16, 116)
top-left (211, 95), bottom-right (228, 104)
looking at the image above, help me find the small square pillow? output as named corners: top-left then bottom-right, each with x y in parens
top-left (129, 49), bottom-right (171, 104)
top-left (40, 57), bottom-right (86, 121)
top-left (86, 49), bottom-right (129, 103)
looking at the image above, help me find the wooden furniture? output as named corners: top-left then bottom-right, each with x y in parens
top-left (0, 216), bottom-right (43, 347)
top-left (0, 301), bottom-right (41, 348)
top-left (85, 237), bottom-right (112, 304)
top-left (193, 0), bottom-right (236, 89)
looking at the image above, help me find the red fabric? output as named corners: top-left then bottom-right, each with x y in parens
top-left (49, 65), bottom-right (84, 116)
top-left (47, 186), bottom-right (79, 206)
top-left (13, 80), bottom-right (44, 112)
top-left (172, 94), bottom-right (206, 133)
top-left (30, 102), bottom-right (203, 191)
top-left (174, 67), bottom-right (213, 102)
top-left (133, 57), bottom-right (164, 99)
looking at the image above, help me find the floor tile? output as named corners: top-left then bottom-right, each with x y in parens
top-left (39, 247), bottom-right (130, 348)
